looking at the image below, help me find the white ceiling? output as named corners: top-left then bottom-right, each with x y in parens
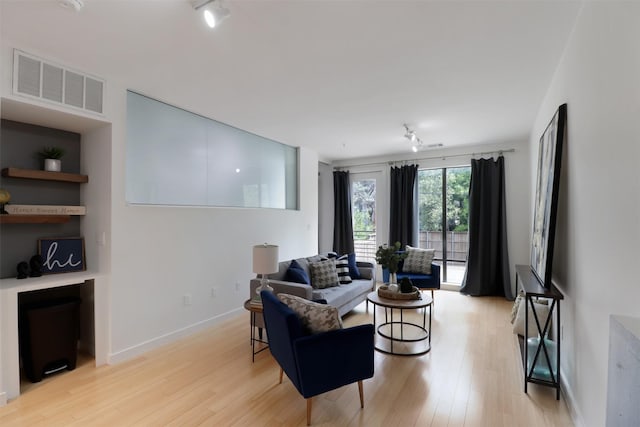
top-left (0, 0), bottom-right (581, 162)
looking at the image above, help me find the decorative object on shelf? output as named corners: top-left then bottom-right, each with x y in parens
top-left (0, 188), bottom-right (10, 214)
top-left (29, 255), bottom-right (43, 277)
top-left (16, 261), bottom-right (29, 279)
top-left (375, 241), bottom-right (407, 284)
top-left (378, 285), bottom-right (420, 300)
top-left (38, 146), bottom-right (65, 172)
top-left (531, 103), bottom-right (567, 288)
top-left (5, 205), bottom-right (86, 215)
top-left (38, 237), bottom-right (86, 274)
top-left (400, 277), bottom-right (414, 293)
top-left (252, 243), bottom-right (279, 295)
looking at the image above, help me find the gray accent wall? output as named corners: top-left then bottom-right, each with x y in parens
top-left (0, 119), bottom-right (82, 278)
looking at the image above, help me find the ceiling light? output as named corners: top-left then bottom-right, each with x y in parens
top-left (192, 0), bottom-right (230, 29)
top-left (403, 124), bottom-right (423, 152)
top-left (59, 0), bottom-right (83, 11)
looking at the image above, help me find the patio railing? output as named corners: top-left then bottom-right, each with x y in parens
top-left (353, 230), bottom-right (469, 264)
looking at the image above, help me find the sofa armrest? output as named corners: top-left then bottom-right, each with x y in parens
top-left (293, 324), bottom-right (375, 398)
top-left (249, 278), bottom-right (314, 300)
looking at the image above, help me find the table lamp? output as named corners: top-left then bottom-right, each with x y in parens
top-left (253, 243), bottom-right (279, 295)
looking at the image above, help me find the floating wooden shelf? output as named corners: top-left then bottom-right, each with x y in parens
top-left (0, 215), bottom-right (70, 224)
top-left (1, 167), bottom-right (88, 183)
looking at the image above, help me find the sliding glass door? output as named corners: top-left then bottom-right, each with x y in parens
top-left (418, 166), bottom-right (471, 284)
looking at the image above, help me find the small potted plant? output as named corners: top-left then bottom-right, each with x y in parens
top-left (39, 146), bottom-right (65, 172)
top-left (375, 241), bottom-right (407, 286)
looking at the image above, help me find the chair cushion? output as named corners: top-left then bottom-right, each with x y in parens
top-left (335, 255), bottom-right (352, 284)
top-left (309, 259), bottom-right (339, 289)
top-left (403, 246), bottom-right (435, 274)
top-left (285, 259), bottom-right (310, 284)
top-left (278, 293), bottom-right (343, 334)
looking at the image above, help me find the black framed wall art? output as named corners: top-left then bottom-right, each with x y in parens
top-left (531, 103), bottom-right (567, 288)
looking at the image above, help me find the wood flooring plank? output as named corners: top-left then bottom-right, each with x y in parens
top-left (0, 290), bottom-right (574, 426)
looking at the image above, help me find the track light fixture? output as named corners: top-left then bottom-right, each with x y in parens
top-left (192, 0), bottom-right (230, 29)
top-left (403, 124), bottom-right (423, 152)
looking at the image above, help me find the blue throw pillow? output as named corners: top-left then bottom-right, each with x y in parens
top-left (347, 253), bottom-right (361, 279)
top-left (285, 259), bottom-right (310, 284)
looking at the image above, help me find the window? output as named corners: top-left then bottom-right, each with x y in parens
top-left (418, 166), bottom-right (471, 284)
top-left (351, 177), bottom-right (377, 263)
top-left (126, 91), bottom-right (298, 209)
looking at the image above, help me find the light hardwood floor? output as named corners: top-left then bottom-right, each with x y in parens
top-left (0, 290), bottom-right (574, 426)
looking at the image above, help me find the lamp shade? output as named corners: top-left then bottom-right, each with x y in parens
top-left (252, 244), bottom-right (279, 275)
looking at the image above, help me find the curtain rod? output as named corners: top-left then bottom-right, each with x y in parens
top-left (334, 148), bottom-right (515, 170)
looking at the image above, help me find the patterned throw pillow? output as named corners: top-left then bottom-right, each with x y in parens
top-left (278, 293), bottom-right (343, 334)
top-left (335, 255), bottom-right (352, 284)
top-left (309, 259), bottom-right (339, 289)
top-left (403, 246), bottom-right (435, 274)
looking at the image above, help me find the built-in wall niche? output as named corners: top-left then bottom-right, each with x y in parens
top-left (0, 119), bottom-right (83, 278)
top-left (17, 282), bottom-right (95, 391)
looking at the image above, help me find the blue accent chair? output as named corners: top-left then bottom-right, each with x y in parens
top-left (260, 291), bottom-right (375, 425)
top-left (382, 252), bottom-right (441, 301)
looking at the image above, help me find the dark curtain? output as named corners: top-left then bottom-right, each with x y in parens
top-left (460, 156), bottom-right (513, 299)
top-left (333, 170), bottom-right (354, 255)
top-left (389, 164), bottom-right (418, 247)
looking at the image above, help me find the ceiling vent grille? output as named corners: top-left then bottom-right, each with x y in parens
top-left (13, 49), bottom-right (105, 115)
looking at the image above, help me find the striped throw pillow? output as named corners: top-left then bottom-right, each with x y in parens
top-left (335, 254), bottom-right (352, 284)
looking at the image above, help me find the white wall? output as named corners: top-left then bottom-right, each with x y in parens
top-left (0, 45), bottom-right (319, 365)
top-left (529, 3), bottom-right (640, 426)
top-left (318, 162), bottom-right (334, 253)
top-left (107, 80), bottom-right (319, 359)
top-left (331, 140), bottom-right (531, 292)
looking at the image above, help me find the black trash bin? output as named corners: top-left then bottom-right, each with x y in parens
top-left (19, 297), bottom-right (81, 383)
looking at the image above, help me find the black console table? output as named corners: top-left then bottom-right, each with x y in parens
top-left (515, 264), bottom-right (563, 400)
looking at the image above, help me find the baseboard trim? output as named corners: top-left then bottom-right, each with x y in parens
top-left (561, 369), bottom-right (585, 427)
top-left (108, 307), bottom-right (242, 365)
top-left (0, 391), bottom-right (7, 406)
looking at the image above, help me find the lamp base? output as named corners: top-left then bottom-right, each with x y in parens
top-left (255, 278), bottom-right (273, 295)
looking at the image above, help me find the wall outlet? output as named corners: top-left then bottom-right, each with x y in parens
top-left (211, 287), bottom-right (217, 298)
top-left (183, 293), bottom-right (192, 306)
top-left (235, 282), bottom-right (240, 291)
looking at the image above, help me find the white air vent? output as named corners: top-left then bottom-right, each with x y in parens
top-left (13, 49), bottom-right (105, 115)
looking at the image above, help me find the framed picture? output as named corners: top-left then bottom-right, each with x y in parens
top-left (38, 237), bottom-right (86, 274)
top-left (530, 104), bottom-right (567, 288)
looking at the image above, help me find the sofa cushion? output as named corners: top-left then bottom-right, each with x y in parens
top-left (309, 259), bottom-right (339, 289)
top-left (403, 246), bottom-right (435, 274)
top-left (312, 279), bottom-right (372, 309)
top-left (278, 293), bottom-right (343, 334)
top-left (347, 252), bottom-right (361, 279)
top-left (285, 259), bottom-right (310, 284)
top-left (335, 255), bottom-right (352, 284)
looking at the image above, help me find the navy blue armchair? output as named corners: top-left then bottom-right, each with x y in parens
top-left (382, 253), bottom-right (441, 300)
top-left (260, 291), bottom-right (374, 425)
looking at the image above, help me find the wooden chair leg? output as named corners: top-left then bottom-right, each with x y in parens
top-left (358, 380), bottom-right (364, 408)
top-left (279, 368), bottom-right (284, 384)
top-left (307, 398), bottom-right (312, 426)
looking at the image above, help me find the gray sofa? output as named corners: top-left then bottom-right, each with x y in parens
top-left (249, 255), bottom-right (376, 328)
